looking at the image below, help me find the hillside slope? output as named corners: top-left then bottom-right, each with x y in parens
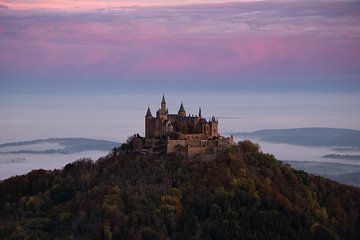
top-left (0, 141), bottom-right (359, 240)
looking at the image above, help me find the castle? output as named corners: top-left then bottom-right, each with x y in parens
top-left (131, 95), bottom-right (234, 159)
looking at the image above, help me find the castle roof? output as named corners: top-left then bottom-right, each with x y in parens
top-left (146, 106), bottom-right (153, 117)
top-left (162, 94), bottom-right (166, 103)
top-left (178, 102), bottom-right (186, 113)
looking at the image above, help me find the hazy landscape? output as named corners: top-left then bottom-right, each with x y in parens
top-left (1, 127), bottom-right (360, 185)
top-left (1, 93), bottom-right (359, 183)
top-left (1, 0), bottom-right (360, 238)
top-left (0, 138), bottom-right (119, 180)
top-left (235, 128), bottom-right (360, 186)
top-left (235, 128), bottom-right (360, 150)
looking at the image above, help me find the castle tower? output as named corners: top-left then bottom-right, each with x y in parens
top-left (146, 106), bottom-right (152, 117)
top-left (210, 116), bottom-right (219, 138)
top-left (145, 106), bottom-right (153, 138)
top-left (198, 107), bottom-right (202, 118)
top-left (178, 102), bottom-right (186, 117)
top-left (157, 94), bottom-right (168, 122)
top-left (160, 94), bottom-right (166, 114)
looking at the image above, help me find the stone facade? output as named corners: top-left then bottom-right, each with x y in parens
top-left (132, 95), bottom-right (234, 159)
top-left (145, 94), bottom-right (219, 139)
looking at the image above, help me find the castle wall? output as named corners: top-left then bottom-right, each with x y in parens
top-left (210, 120), bottom-right (219, 138)
top-left (183, 134), bottom-right (209, 141)
top-left (166, 140), bottom-right (186, 153)
top-left (184, 140), bottom-right (201, 147)
top-left (218, 136), bottom-right (235, 146)
top-left (145, 117), bottom-right (158, 138)
top-left (165, 136), bottom-right (233, 155)
top-left (132, 136), bottom-right (144, 150)
top-left (187, 146), bottom-right (207, 157)
top-left (144, 138), bottom-right (161, 148)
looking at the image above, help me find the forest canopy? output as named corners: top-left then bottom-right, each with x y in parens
top-left (0, 141), bottom-right (359, 240)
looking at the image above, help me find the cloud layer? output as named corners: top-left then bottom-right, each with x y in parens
top-left (0, 1), bottom-right (359, 90)
top-left (1, 0), bottom-right (264, 10)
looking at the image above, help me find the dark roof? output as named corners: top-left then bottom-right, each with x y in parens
top-left (146, 107), bottom-right (153, 117)
top-left (162, 94), bottom-right (166, 103)
top-left (178, 102), bottom-right (186, 113)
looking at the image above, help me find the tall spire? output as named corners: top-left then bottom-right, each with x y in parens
top-left (160, 94), bottom-right (166, 114)
top-left (198, 107), bottom-right (202, 117)
top-left (146, 106), bottom-right (152, 117)
top-left (178, 102), bottom-right (186, 117)
top-left (179, 102), bottom-right (185, 112)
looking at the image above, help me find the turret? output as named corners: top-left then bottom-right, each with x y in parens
top-left (146, 106), bottom-right (152, 118)
top-left (145, 106), bottom-right (153, 138)
top-left (178, 102), bottom-right (186, 117)
top-left (210, 116), bottom-right (219, 138)
top-left (161, 94), bottom-right (166, 114)
top-left (198, 107), bottom-right (202, 118)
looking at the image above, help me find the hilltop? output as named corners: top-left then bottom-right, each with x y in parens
top-left (0, 141), bottom-right (359, 239)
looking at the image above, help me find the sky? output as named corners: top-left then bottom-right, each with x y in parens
top-left (1, 1), bottom-right (263, 10)
top-left (0, 0), bottom-right (360, 143)
top-left (1, 0), bottom-right (360, 94)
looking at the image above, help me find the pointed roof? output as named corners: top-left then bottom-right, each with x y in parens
top-left (146, 106), bottom-right (152, 117)
top-left (161, 94), bottom-right (166, 103)
top-left (178, 102), bottom-right (186, 113)
top-left (199, 107), bottom-right (202, 117)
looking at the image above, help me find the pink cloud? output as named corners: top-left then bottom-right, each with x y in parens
top-left (2, 34), bottom-right (358, 78)
top-left (1, 0), bottom-right (262, 11)
top-left (0, 1), bottom-right (359, 79)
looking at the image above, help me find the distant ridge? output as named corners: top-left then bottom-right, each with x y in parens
top-left (234, 127), bottom-right (360, 149)
top-left (0, 138), bottom-right (120, 154)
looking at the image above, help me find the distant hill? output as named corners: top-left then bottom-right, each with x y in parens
top-left (0, 141), bottom-right (359, 239)
top-left (323, 154), bottom-right (360, 161)
top-left (234, 128), bottom-right (360, 149)
top-left (326, 172), bottom-right (360, 187)
top-left (284, 161), bottom-right (360, 186)
top-left (0, 138), bottom-right (120, 154)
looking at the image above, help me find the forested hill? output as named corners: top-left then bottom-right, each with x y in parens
top-left (1, 141), bottom-right (360, 240)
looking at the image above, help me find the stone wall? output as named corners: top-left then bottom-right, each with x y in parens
top-left (218, 135), bottom-right (235, 146)
top-left (187, 146), bottom-right (207, 157)
top-left (166, 140), bottom-right (186, 153)
top-left (183, 133), bottom-right (208, 140)
top-left (144, 138), bottom-right (160, 148)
